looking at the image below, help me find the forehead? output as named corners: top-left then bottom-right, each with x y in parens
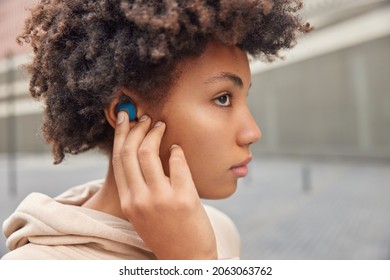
top-left (175, 41), bottom-right (251, 87)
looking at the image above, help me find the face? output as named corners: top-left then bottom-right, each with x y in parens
top-left (156, 41), bottom-right (261, 199)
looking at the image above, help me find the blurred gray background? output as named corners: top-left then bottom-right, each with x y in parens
top-left (1, 0), bottom-right (389, 259)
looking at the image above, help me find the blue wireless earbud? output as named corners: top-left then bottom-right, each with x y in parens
top-left (117, 95), bottom-right (137, 121)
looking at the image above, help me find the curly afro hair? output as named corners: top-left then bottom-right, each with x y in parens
top-left (17, 0), bottom-right (311, 164)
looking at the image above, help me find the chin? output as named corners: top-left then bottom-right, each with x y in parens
top-left (198, 182), bottom-right (238, 200)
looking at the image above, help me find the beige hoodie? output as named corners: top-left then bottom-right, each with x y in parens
top-left (1, 180), bottom-right (240, 260)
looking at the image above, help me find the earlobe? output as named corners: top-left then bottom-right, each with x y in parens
top-left (104, 88), bottom-right (141, 129)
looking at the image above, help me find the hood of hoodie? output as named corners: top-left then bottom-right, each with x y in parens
top-left (2, 180), bottom-right (240, 260)
top-left (2, 179), bottom-right (154, 259)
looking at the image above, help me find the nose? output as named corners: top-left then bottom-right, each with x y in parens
top-left (237, 107), bottom-right (261, 147)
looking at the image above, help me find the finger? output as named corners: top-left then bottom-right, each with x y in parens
top-left (120, 115), bottom-right (152, 193)
top-left (138, 121), bottom-right (168, 189)
top-left (112, 111), bottom-right (132, 198)
top-left (169, 144), bottom-right (196, 192)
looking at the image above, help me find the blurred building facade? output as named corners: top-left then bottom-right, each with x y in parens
top-left (0, 0), bottom-right (389, 159)
top-left (250, 0), bottom-right (390, 160)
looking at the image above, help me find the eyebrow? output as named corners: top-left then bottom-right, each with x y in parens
top-left (204, 72), bottom-right (244, 88)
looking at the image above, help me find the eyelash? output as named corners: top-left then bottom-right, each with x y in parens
top-left (214, 93), bottom-right (232, 107)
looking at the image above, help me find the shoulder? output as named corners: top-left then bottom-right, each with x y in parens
top-left (203, 205), bottom-right (240, 259)
top-left (1, 242), bottom-right (154, 260)
top-left (1, 243), bottom-right (71, 260)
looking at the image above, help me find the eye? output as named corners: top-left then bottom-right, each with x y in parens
top-left (214, 94), bottom-right (231, 107)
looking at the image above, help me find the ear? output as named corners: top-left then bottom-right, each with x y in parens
top-left (104, 88), bottom-right (146, 129)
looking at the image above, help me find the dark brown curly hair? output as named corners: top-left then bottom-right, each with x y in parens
top-left (17, 0), bottom-right (311, 164)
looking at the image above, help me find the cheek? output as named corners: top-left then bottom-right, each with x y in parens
top-left (164, 110), bottom-right (225, 155)
top-left (159, 109), bottom-right (233, 190)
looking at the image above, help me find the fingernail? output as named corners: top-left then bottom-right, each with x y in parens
top-left (154, 121), bottom-right (163, 127)
top-left (117, 111), bottom-right (125, 125)
top-left (139, 115), bottom-right (148, 122)
top-left (170, 144), bottom-right (178, 150)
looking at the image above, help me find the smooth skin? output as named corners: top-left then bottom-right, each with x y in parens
top-left (83, 41), bottom-right (261, 259)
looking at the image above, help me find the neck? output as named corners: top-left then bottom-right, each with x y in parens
top-left (82, 155), bottom-right (127, 220)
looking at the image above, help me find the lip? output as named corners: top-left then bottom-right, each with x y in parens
top-left (230, 155), bottom-right (252, 178)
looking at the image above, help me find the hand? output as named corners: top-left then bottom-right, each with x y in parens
top-left (112, 112), bottom-right (217, 259)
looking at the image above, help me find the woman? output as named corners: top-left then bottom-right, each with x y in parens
top-left (2, 0), bottom-right (310, 259)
